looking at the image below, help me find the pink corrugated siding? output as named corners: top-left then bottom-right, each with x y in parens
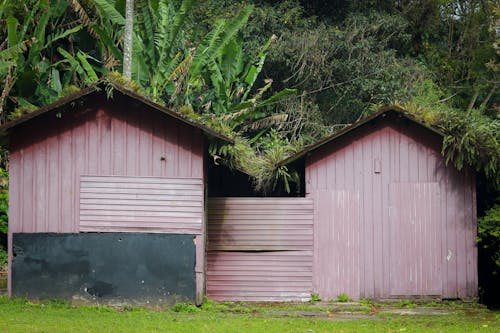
top-left (206, 251), bottom-right (313, 302)
top-left (8, 99), bottom-right (206, 302)
top-left (79, 176), bottom-right (203, 234)
top-left (306, 122), bottom-right (477, 300)
top-left (314, 190), bottom-right (360, 300)
top-left (8, 100), bottom-right (204, 233)
top-left (389, 183), bottom-right (442, 296)
top-left (208, 198), bottom-right (313, 251)
top-left (207, 197), bottom-right (313, 301)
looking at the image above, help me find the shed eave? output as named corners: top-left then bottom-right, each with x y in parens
top-left (0, 81), bottom-right (234, 145)
top-left (278, 106), bottom-right (445, 167)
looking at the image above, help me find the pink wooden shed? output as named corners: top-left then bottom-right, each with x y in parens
top-left (1, 82), bottom-right (232, 305)
top-left (281, 106), bottom-right (478, 300)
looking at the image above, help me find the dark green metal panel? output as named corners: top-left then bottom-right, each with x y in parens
top-left (12, 233), bottom-right (196, 304)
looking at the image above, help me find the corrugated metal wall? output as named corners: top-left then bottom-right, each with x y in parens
top-left (314, 190), bottom-right (360, 300)
top-left (79, 176), bottom-right (203, 234)
top-left (207, 198), bottom-right (313, 302)
top-left (307, 121), bottom-right (477, 299)
top-left (8, 100), bottom-right (204, 233)
top-left (389, 182), bottom-right (442, 296)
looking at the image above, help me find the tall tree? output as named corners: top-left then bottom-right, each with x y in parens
top-left (123, 0), bottom-right (134, 78)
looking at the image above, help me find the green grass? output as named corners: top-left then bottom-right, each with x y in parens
top-left (0, 297), bottom-right (498, 333)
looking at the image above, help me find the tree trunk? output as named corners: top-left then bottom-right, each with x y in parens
top-left (123, 0), bottom-right (134, 79)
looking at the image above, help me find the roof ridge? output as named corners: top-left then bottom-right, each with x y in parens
top-left (278, 105), bottom-right (444, 167)
top-left (0, 80), bottom-right (234, 144)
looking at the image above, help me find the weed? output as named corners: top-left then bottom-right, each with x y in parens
top-left (45, 299), bottom-right (71, 309)
top-left (396, 300), bottom-right (417, 308)
top-left (200, 298), bottom-right (229, 312)
top-left (310, 293), bottom-right (321, 302)
top-left (360, 299), bottom-right (379, 307)
top-left (172, 302), bottom-right (200, 313)
top-left (336, 293), bottom-right (351, 303)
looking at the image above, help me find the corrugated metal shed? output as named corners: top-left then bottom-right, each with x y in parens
top-left (3, 83), bottom-right (232, 305)
top-left (302, 107), bottom-right (477, 300)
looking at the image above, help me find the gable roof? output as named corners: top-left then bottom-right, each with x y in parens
top-left (0, 81), bottom-right (234, 144)
top-left (279, 105), bottom-right (444, 166)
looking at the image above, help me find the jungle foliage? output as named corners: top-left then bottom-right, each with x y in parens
top-left (0, 1), bottom-right (498, 206)
top-left (0, 0), bottom-right (498, 189)
top-left (0, 0), bottom-right (498, 302)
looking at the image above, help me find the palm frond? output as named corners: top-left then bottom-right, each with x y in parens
top-left (68, 0), bottom-right (99, 38)
top-left (136, 0), bottom-right (156, 67)
top-left (94, 0), bottom-right (125, 26)
top-left (191, 5), bottom-right (253, 78)
top-left (165, 0), bottom-right (194, 56)
top-left (241, 113), bottom-right (289, 131)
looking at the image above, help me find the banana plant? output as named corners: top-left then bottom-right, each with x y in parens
top-left (190, 29), bottom-right (296, 133)
top-left (0, 0), bottom-right (98, 122)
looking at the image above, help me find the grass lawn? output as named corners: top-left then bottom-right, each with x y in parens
top-left (0, 297), bottom-right (498, 333)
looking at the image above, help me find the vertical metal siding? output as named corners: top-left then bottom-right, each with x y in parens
top-left (79, 176), bottom-right (203, 234)
top-left (389, 182), bottom-right (442, 296)
top-left (306, 123), bottom-right (477, 299)
top-left (9, 103), bottom-right (204, 233)
top-left (314, 190), bottom-right (360, 300)
top-left (207, 197), bottom-right (313, 302)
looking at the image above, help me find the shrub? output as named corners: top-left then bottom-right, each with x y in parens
top-left (478, 204), bottom-right (500, 270)
top-left (0, 248), bottom-right (6, 266)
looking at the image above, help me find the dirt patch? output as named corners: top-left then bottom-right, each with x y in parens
top-left (264, 310), bottom-right (378, 321)
top-left (383, 308), bottom-right (453, 315)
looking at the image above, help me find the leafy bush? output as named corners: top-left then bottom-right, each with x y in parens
top-left (0, 168), bottom-right (7, 235)
top-left (0, 248), bottom-right (7, 266)
top-left (478, 204), bottom-right (500, 270)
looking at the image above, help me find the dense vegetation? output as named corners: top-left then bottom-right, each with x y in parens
top-left (0, 0), bottom-right (498, 301)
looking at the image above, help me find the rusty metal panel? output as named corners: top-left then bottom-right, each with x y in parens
top-left (389, 182), bottom-right (442, 296)
top-left (79, 176), bottom-right (203, 234)
top-left (314, 190), bottom-right (360, 301)
top-left (206, 251), bottom-right (312, 302)
top-left (207, 197), bottom-right (313, 251)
